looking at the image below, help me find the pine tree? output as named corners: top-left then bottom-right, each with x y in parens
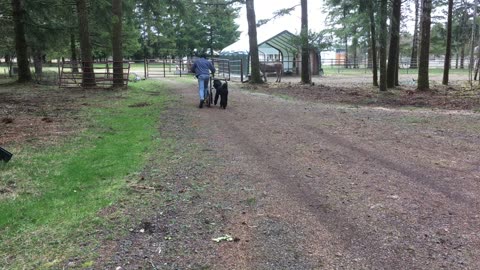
top-left (417, 0), bottom-right (433, 91)
top-left (378, 0), bottom-right (388, 91)
top-left (112, 0), bottom-right (123, 88)
top-left (246, 0), bottom-right (262, 83)
top-left (76, 0), bottom-right (95, 87)
top-left (367, 0), bottom-right (378, 86)
top-left (410, 0), bottom-right (420, 68)
top-left (11, 0), bottom-right (32, 83)
top-left (387, 0), bottom-right (401, 88)
top-left (442, 0), bottom-right (453, 85)
top-left (300, 0), bottom-right (310, 84)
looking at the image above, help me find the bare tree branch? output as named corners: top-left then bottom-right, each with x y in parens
top-left (257, 4), bottom-right (300, 27)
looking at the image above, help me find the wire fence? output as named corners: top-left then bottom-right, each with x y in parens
top-left (319, 58), bottom-right (478, 72)
top-left (1, 56), bottom-right (478, 86)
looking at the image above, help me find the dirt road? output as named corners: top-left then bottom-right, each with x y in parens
top-left (98, 79), bottom-right (480, 269)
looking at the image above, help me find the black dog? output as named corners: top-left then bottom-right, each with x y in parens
top-left (213, 79), bottom-right (228, 109)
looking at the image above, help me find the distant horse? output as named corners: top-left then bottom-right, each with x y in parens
top-left (260, 62), bottom-right (283, 83)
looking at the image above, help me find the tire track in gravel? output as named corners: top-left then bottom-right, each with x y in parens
top-left (216, 121), bottom-right (394, 269)
top-left (203, 109), bottom-right (444, 269)
top-left (178, 80), bottom-right (480, 269)
top-left (300, 123), bottom-right (478, 206)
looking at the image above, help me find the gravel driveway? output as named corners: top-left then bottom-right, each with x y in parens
top-left (97, 79), bottom-right (480, 269)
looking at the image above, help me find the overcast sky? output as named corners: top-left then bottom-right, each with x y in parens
top-left (234, 0), bottom-right (326, 42)
top-left (233, 0), bottom-right (422, 43)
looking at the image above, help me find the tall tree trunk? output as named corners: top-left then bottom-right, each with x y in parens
top-left (209, 26), bottom-right (213, 58)
top-left (352, 37), bottom-right (358, 68)
top-left (410, 0), bottom-right (419, 68)
top-left (442, 0), bottom-right (453, 85)
top-left (476, 40), bottom-right (480, 82)
top-left (417, 0), bottom-right (432, 91)
top-left (71, 33), bottom-right (79, 73)
top-left (112, 0), bottom-right (123, 88)
top-left (246, 0), bottom-right (262, 83)
top-left (5, 54), bottom-right (12, 77)
top-left (9, 57), bottom-right (14, 77)
top-left (343, 6), bottom-right (348, 69)
top-left (469, 0), bottom-right (478, 79)
top-left (460, 45), bottom-right (465, 69)
top-left (33, 48), bottom-right (43, 76)
top-left (301, 0), bottom-right (310, 84)
top-left (458, 4), bottom-right (468, 70)
top-left (379, 0), bottom-right (388, 91)
top-left (387, 0), bottom-right (401, 88)
top-left (368, 2), bottom-right (378, 86)
top-left (478, 38), bottom-right (480, 83)
top-left (367, 46), bottom-right (373, 68)
top-left (11, 0), bottom-right (32, 83)
top-left (455, 51), bottom-right (459, 69)
top-left (344, 36), bottom-right (348, 68)
top-left (395, 56), bottom-right (400, 86)
top-left (76, 0), bottom-right (95, 87)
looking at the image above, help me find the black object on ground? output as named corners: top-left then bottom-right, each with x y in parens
top-left (0, 147), bottom-right (12, 163)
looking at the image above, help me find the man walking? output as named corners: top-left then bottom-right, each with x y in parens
top-left (190, 53), bottom-right (216, 108)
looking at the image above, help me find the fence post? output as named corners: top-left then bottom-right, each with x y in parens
top-left (125, 63), bottom-right (130, 87)
top-left (144, 58), bottom-right (147, 79)
top-left (212, 58), bottom-right (215, 78)
top-left (364, 57), bottom-right (367, 74)
top-left (163, 59), bottom-right (166, 77)
top-left (59, 61), bottom-right (63, 87)
top-left (8, 59), bottom-right (12, 77)
top-left (227, 59), bottom-right (231, 81)
top-left (240, 59), bottom-right (244, 82)
top-left (57, 61), bottom-right (61, 83)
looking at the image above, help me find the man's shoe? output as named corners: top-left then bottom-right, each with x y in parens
top-left (199, 100), bottom-right (204, 108)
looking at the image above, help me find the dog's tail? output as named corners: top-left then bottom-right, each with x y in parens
top-left (214, 90), bottom-right (220, 105)
top-left (223, 94), bottom-right (227, 109)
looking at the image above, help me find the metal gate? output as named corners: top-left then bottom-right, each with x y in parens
top-left (145, 58), bottom-right (190, 78)
top-left (145, 58), bottom-right (245, 82)
top-left (59, 61), bottom-right (130, 88)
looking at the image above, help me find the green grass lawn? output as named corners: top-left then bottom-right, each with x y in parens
top-left (0, 80), bottom-right (175, 269)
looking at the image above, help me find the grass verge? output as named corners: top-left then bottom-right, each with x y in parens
top-left (0, 80), bottom-right (174, 269)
